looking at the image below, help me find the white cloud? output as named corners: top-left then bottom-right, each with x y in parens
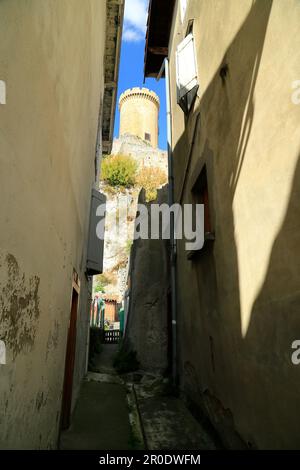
top-left (123, 28), bottom-right (142, 42)
top-left (123, 0), bottom-right (148, 43)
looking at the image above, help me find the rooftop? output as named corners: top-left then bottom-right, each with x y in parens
top-left (144, 0), bottom-right (175, 78)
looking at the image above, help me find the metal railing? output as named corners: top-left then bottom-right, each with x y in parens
top-left (103, 329), bottom-right (121, 344)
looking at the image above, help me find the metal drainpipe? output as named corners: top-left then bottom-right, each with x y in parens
top-left (164, 58), bottom-right (177, 386)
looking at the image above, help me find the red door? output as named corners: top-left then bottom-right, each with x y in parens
top-left (60, 288), bottom-right (78, 430)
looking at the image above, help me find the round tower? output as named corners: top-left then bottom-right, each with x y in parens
top-left (119, 87), bottom-right (160, 148)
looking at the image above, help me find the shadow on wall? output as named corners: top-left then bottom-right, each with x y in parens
top-left (172, 0), bottom-right (300, 449)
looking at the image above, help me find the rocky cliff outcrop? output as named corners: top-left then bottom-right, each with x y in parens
top-left (98, 133), bottom-right (168, 300)
top-left (124, 186), bottom-right (170, 373)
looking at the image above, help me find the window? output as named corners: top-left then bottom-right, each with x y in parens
top-left (193, 166), bottom-right (212, 235)
top-left (176, 33), bottom-right (199, 114)
top-left (187, 166), bottom-right (214, 260)
top-left (186, 19), bottom-right (194, 36)
top-left (145, 132), bottom-right (151, 142)
top-left (180, 0), bottom-right (188, 22)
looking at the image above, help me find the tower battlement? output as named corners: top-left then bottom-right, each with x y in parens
top-left (119, 87), bottom-right (160, 108)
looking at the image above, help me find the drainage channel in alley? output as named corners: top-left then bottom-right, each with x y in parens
top-left (59, 344), bottom-right (218, 451)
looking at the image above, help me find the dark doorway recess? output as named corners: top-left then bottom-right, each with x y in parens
top-left (61, 287), bottom-right (78, 430)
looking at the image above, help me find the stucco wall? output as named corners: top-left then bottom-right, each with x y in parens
top-left (169, 0), bottom-right (300, 449)
top-left (0, 0), bottom-right (106, 449)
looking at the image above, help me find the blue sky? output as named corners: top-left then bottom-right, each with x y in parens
top-left (114, 0), bottom-right (167, 150)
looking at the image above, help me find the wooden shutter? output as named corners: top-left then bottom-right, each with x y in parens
top-left (176, 33), bottom-right (198, 101)
top-left (86, 189), bottom-right (106, 275)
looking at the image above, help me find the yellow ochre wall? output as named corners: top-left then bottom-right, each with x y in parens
top-left (168, 0), bottom-right (300, 449)
top-left (0, 0), bottom-right (106, 449)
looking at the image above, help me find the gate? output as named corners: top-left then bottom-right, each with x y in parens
top-left (104, 329), bottom-right (121, 344)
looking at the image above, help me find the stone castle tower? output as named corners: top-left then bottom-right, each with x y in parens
top-left (101, 87), bottom-right (167, 301)
top-left (119, 87), bottom-right (160, 148)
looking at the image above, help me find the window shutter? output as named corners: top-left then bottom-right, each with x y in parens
top-left (0, 340), bottom-right (6, 365)
top-left (0, 80), bottom-right (6, 105)
top-left (86, 189), bottom-right (106, 275)
top-left (176, 33), bottom-right (199, 113)
top-left (176, 33), bottom-right (198, 99)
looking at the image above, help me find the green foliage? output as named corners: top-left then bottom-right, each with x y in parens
top-left (93, 283), bottom-right (104, 293)
top-left (136, 166), bottom-right (167, 201)
top-left (101, 154), bottom-right (137, 188)
top-left (93, 272), bottom-right (116, 293)
top-left (113, 342), bottom-right (140, 374)
top-left (126, 239), bottom-right (133, 255)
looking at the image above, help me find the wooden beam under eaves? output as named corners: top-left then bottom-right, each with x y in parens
top-left (148, 46), bottom-right (168, 55)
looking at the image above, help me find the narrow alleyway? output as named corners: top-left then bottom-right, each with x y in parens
top-left (59, 343), bottom-right (219, 450)
top-left (92, 343), bottom-right (118, 375)
top-left (59, 345), bottom-right (132, 450)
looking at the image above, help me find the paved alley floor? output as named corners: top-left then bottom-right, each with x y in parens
top-left (60, 343), bottom-right (219, 451)
top-left (134, 380), bottom-right (218, 450)
top-left (92, 343), bottom-right (118, 374)
top-left (60, 344), bottom-right (133, 450)
top-left (60, 378), bottom-right (131, 450)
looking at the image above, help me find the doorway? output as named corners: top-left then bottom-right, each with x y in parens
top-left (61, 287), bottom-right (78, 430)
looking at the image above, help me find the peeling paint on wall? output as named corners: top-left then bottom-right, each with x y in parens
top-left (0, 254), bottom-right (40, 359)
top-left (35, 390), bottom-right (48, 411)
top-left (46, 320), bottom-right (60, 360)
